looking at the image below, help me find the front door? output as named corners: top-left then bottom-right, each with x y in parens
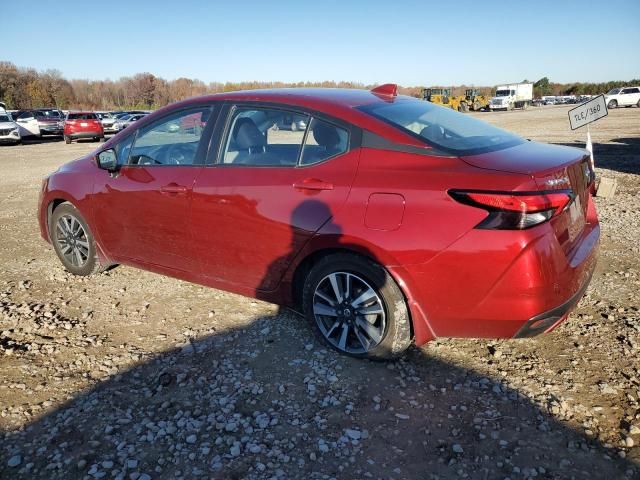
top-left (190, 106), bottom-right (359, 293)
top-left (93, 106), bottom-right (213, 272)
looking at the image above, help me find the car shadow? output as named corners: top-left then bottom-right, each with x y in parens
top-left (552, 138), bottom-right (640, 176)
top-left (0, 314), bottom-right (637, 480)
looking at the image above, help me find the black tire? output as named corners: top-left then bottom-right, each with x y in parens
top-left (64, 135), bottom-right (71, 144)
top-left (50, 202), bottom-right (105, 276)
top-left (302, 253), bottom-right (412, 360)
top-left (608, 100), bottom-right (617, 109)
top-left (637, 100), bottom-right (640, 108)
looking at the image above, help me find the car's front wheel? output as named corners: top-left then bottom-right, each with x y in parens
top-left (608, 99), bottom-right (618, 108)
top-left (50, 202), bottom-right (104, 276)
top-left (302, 253), bottom-right (412, 359)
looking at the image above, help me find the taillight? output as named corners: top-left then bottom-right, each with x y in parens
top-left (449, 190), bottom-right (573, 230)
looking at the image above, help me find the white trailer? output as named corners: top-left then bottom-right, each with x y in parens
top-left (489, 83), bottom-right (533, 111)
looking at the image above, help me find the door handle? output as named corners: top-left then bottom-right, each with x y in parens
top-left (160, 183), bottom-right (188, 195)
top-left (293, 178), bottom-right (334, 191)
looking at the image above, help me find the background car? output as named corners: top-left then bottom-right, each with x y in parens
top-left (604, 86), bottom-right (640, 108)
top-left (39, 85), bottom-right (599, 359)
top-left (113, 113), bottom-right (147, 132)
top-left (0, 111), bottom-right (21, 145)
top-left (95, 112), bottom-right (118, 134)
top-left (271, 113), bottom-right (307, 131)
top-left (34, 109), bottom-right (65, 138)
top-left (63, 112), bottom-right (104, 143)
top-left (14, 110), bottom-right (41, 137)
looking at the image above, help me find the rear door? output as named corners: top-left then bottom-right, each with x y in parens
top-left (93, 106), bottom-right (215, 271)
top-left (190, 105), bottom-right (360, 292)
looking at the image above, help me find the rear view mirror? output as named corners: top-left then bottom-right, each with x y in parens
top-left (97, 149), bottom-right (118, 171)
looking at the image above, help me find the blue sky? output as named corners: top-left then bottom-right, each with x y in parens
top-left (5, 0), bottom-right (639, 86)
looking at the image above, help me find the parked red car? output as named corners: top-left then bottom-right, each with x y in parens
top-left (64, 112), bottom-right (104, 144)
top-left (38, 85), bottom-right (599, 358)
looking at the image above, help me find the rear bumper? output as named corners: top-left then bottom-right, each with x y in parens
top-left (67, 131), bottom-right (103, 139)
top-left (512, 264), bottom-right (593, 338)
top-left (396, 196), bottom-right (600, 343)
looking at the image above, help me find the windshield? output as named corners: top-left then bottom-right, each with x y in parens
top-left (36, 110), bottom-right (62, 118)
top-left (495, 90), bottom-right (511, 97)
top-left (0, 115), bottom-right (11, 122)
top-left (358, 98), bottom-right (524, 155)
top-left (606, 88), bottom-right (620, 95)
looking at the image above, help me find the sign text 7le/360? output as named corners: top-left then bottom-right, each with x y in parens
top-left (568, 95), bottom-right (608, 130)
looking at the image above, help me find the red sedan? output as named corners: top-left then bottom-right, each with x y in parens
top-left (38, 85), bottom-right (599, 359)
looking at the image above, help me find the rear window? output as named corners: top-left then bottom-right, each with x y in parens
top-left (358, 98), bottom-right (524, 155)
top-left (68, 113), bottom-right (97, 120)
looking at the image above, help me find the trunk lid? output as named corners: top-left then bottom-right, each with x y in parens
top-left (462, 141), bottom-right (594, 255)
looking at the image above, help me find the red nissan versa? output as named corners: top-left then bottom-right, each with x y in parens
top-left (38, 85), bottom-right (599, 359)
top-left (64, 112), bottom-right (104, 144)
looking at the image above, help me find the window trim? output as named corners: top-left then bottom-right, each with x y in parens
top-left (210, 101), bottom-right (356, 169)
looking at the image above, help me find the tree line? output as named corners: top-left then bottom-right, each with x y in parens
top-left (1, 61), bottom-right (637, 110)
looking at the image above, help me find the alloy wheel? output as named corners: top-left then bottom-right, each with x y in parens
top-left (312, 272), bottom-right (386, 354)
top-left (55, 214), bottom-right (90, 268)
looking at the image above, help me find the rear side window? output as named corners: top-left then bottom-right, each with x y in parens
top-left (300, 118), bottom-right (349, 166)
top-left (222, 108), bottom-right (309, 166)
top-left (68, 113), bottom-right (97, 120)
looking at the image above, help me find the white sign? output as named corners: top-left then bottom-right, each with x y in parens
top-left (568, 94), bottom-right (608, 130)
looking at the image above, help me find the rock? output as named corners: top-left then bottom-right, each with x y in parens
top-left (452, 444), bottom-right (464, 454)
top-left (625, 436), bottom-right (634, 448)
top-left (345, 429), bottom-right (362, 440)
top-left (8, 454), bottom-right (22, 467)
top-left (185, 434), bottom-right (197, 444)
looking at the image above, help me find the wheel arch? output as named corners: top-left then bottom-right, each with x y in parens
top-left (289, 245), bottom-right (417, 341)
top-left (45, 196), bottom-right (111, 266)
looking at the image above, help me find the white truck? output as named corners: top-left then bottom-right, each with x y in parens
top-left (489, 83), bottom-right (533, 111)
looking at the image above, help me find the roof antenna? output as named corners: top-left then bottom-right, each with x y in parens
top-left (371, 84), bottom-right (398, 97)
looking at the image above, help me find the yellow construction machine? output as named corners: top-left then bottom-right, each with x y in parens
top-left (459, 89), bottom-right (489, 112)
top-left (421, 88), bottom-right (463, 111)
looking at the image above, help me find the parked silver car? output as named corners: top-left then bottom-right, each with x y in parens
top-left (113, 113), bottom-right (148, 132)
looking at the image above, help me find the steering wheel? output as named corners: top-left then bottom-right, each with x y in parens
top-left (136, 154), bottom-right (162, 165)
top-left (165, 143), bottom-right (195, 165)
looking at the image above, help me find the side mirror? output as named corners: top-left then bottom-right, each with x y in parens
top-left (97, 149), bottom-right (118, 171)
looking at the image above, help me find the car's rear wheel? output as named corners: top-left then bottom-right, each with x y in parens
top-left (302, 253), bottom-right (412, 359)
top-left (50, 203), bottom-right (104, 276)
top-left (637, 100), bottom-right (640, 108)
top-left (64, 135), bottom-right (71, 144)
top-left (608, 99), bottom-right (618, 109)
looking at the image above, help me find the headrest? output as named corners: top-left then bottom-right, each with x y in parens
top-left (312, 122), bottom-right (340, 149)
top-left (234, 118), bottom-right (266, 150)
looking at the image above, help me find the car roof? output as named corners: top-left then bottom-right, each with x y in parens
top-left (151, 87), bottom-right (428, 148)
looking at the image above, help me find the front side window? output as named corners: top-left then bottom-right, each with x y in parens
top-left (607, 88), bottom-right (621, 95)
top-left (359, 98), bottom-right (524, 155)
top-left (129, 107), bottom-right (210, 166)
top-left (222, 108), bottom-right (309, 166)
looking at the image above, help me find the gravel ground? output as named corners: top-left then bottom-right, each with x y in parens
top-left (1, 105), bottom-right (639, 480)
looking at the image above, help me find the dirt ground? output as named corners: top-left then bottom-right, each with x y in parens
top-left (1, 105), bottom-right (639, 480)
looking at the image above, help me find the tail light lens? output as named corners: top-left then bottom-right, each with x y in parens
top-left (449, 190), bottom-right (573, 230)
